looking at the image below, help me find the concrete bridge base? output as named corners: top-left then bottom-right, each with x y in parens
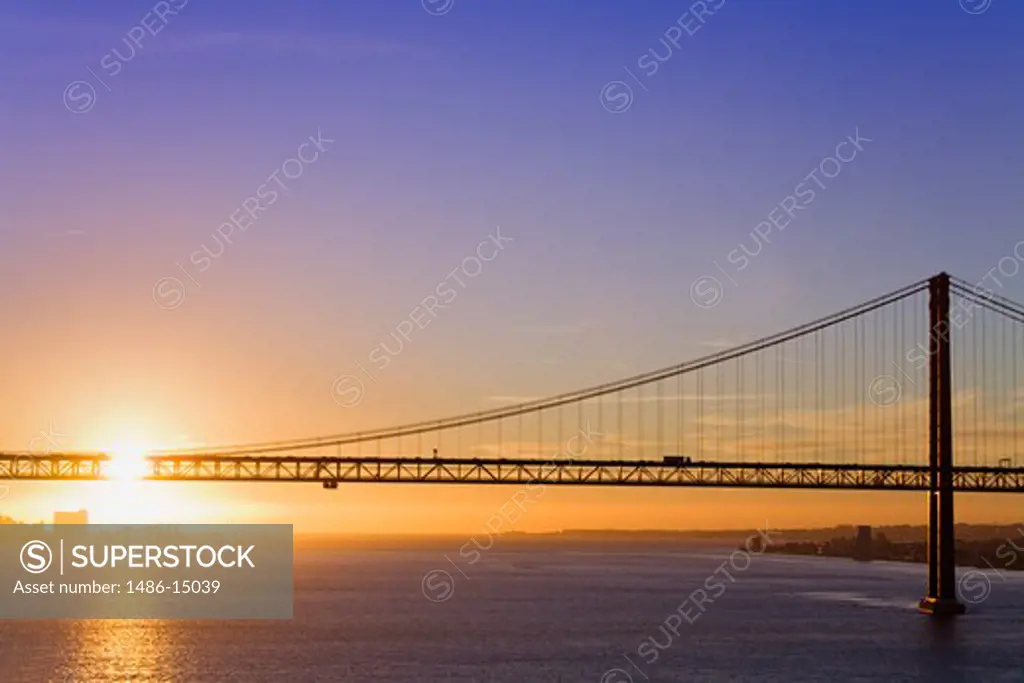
top-left (918, 597), bottom-right (966, 617)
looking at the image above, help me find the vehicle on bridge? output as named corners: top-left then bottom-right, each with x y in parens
top-left (662, 455), bottom-right (693, 466)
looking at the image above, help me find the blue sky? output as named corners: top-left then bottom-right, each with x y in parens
top-left (2, 0), bottom-right (1023, 430)
top-left (0, 0), bottom-right (1022, 527)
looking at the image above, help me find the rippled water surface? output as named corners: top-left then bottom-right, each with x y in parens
top-left (2, 544), bottom-right (1023, 682)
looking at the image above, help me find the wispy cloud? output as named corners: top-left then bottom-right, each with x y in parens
top-left (512, 322), bottom-right (596, 335)
top-left (437, 387), bottom-right (1020, 465)
top-left (158, 30), bottom-right (418, 59)
top-left (625, 393), bottom-right (775, 404)
top-left (487, 395), bottom-right (545, 404)
top-left (698, 338), bottom-right (739, 349)
top-left (0, 15), bottom-right (418, 59)
top-left (486, 393), bottom-right (773, 406)
top-left (0, 15), bottom-right (111, 38)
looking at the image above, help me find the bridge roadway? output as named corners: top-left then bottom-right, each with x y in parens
top-left (1, 453), bottom-right (1023, 492)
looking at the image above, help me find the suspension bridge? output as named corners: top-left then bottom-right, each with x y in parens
top-left (3, 272), bottom-right (1024, 615)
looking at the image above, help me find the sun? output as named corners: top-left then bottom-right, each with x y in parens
top-left (104, 439), bottom-right (153, 481)
top-left (67, 431), bottom-right (216, 525)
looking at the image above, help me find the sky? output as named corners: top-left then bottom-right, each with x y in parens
top-left (1, 0), bottom-right (1023, 531)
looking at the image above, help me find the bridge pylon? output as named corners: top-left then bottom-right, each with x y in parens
top-left (919, 272), bottom-right (965, 617)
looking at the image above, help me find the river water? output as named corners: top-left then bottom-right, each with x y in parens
top-left (1, 541), bottom-right (1022, 682)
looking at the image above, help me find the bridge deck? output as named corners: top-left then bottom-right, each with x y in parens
top-left (1, 454), bottom-right (1023, 492)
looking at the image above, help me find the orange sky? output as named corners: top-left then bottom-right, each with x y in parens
top-left (1, 346), bottom-right (1022, 532)
top-left (2, 479), bottom-right (1018, 534)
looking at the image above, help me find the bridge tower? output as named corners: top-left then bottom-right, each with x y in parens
top-left (919, 272), bottom-right (965, 616)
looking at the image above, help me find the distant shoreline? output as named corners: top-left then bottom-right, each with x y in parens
top-left (292, 523), bottom-right (1023, 540)
top-left (6, 517), bottom-right (1022, 548)
top-left (289, 523), bottom-right (1024, 549)
top-left (764, 531), bottom-right (1024, 572)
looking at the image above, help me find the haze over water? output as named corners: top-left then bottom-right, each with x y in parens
top-left (2, 543), bottom-right (1022, 682)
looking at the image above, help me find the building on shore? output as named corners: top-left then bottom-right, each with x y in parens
top-left (853, 525), bottom-right (872, 561)
top-left (54, 509), bottom-right (88, 525)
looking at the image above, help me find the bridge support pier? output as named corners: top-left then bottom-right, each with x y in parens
top-left (919, 273), bottom-right (965, 617)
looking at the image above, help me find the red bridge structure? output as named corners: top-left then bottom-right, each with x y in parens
top-left (4, 273), bottom-right (1024, 616)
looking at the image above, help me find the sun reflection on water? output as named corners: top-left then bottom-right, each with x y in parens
top-left (58, 620), bottom-right (182, 682)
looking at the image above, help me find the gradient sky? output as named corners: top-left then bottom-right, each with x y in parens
top-left (2, 0), bottom-right (1023, 531)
